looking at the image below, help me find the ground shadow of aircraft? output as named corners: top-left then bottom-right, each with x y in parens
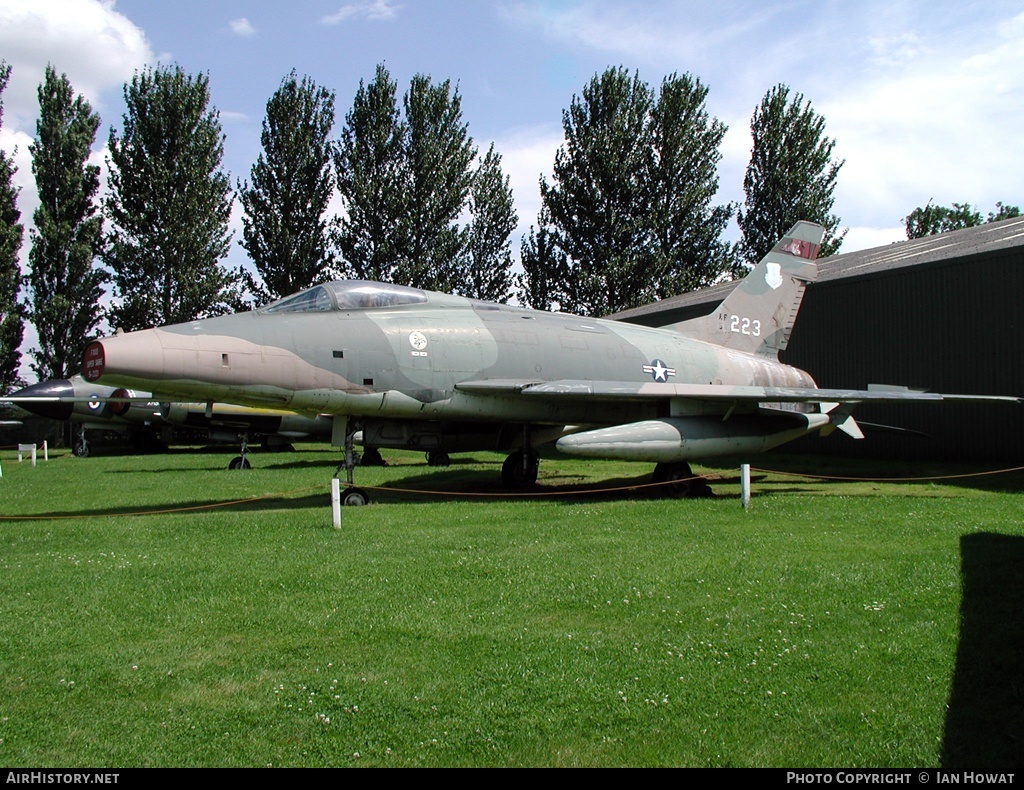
top-left (80, 222), bottom-right (1022, 504)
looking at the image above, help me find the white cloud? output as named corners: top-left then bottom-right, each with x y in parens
top-left (219, 110), bottom-right (249, 125)
top-left (0, 0), bottom-right (152, 128)
top-left (511, 1), bottom-right (1024, 254)
top-left (0, 0), bottom-right (154, 254)
top-left (0, 0), bottom-right (154, 241)
top-left (822, 9), bottom-right (1024, 232)
top-left (0, 0), bottom-right (153, 375)
top-left (842, 225), bottom-right (905, 253)
top-left (229, 17), bottom-right (256, 38)
top-left (505, 0), bottom-right (809, 101)
top-left (866, 32), bottom-right (930, 69)
top-left (492, 123), bottom-right (563, 235)
top-left (320, 0), bottom-right (402, 25)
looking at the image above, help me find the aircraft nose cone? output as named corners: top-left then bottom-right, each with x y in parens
top-left (9, 379), bottom-right (74, 420)
top-left (83, 331), bottom-right (165, 385)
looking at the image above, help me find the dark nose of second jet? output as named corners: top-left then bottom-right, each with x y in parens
top-left (9, 379), bottom-right (75, 421)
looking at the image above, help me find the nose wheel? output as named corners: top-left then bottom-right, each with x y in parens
top-left (341, 487), bottom-right (369, 507)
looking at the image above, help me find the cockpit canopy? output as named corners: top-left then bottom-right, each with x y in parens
top-left (260, 281), bottom-right (429, 314)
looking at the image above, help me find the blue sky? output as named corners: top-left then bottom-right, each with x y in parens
top-left (1, 0), bottom-right (1022, 278)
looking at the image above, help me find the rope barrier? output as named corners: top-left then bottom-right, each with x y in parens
top-left (749, 464), bottom-right (1024, 483)
top-left (0, 484), bottom-right (325, 521)
top-left (2, 462), bottom-right (1021, 520)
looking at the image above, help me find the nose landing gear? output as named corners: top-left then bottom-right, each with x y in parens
top-left (333, 417), bottom-right (370, 506)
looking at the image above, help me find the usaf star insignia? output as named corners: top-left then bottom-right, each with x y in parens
top-left (642, 359), bottom-right (676, 382)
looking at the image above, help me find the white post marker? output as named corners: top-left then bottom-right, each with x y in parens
top-left (740, 463), bottom-right (751, 510)
top-left (43, 440), bottom-right (48, 461)
top-left (331, 477), bottom-right (342, 529)
top-left (18, 444), bottom-right (36, 466)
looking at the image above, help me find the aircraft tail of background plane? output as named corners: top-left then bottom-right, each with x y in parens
top-left (668, 221), bottom-right (825, 359)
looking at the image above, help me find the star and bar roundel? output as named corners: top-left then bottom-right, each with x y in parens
top-left (642, 359), bottom-right (676, 382)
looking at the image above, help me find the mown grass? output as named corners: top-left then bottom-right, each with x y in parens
top-left (0, 445), bottom-right (1021, 767)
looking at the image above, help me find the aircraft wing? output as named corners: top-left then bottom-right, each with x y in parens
top-left (2, 395), bottom-right (158, 404)
top-left (456, 380), bottom-right (1024, 405)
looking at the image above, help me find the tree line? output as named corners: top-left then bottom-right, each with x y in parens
top-left (0, 59), bottom-right (1012, 393)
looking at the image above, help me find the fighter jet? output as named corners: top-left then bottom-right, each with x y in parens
top-left (79, 222), bottom-right (1021, 504)
top-left (8, 375), bottom-right (332, 468)
top-left (10, 376), bottom-right (166, 457)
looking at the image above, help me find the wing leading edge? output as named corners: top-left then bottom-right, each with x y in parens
top-left (456, 379), bottom-right (1024, 406)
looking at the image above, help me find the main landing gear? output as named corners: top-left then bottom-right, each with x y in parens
top-left (652, 461), bottom-right (712, 499)
top-left (502, 449), bottom-right (539, 487)
top-left (425, 449), bottom-right (450, 467)
top-left (501, 424), bottom-right (540, 488)
top-left (72, 425), bottom-right (90, 458)
top-left (334, 418), bottom-right (370, 506)
top-left (228, 434), bottom-right (252, 470)
top-left (360, 447), bottom-right (387, 466)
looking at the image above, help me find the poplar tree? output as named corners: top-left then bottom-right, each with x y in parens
top-left (26, 65), bottom-right (107, 380)
top-left (401, 73), bottom-right (475, 292)
top-left (520, 68), bottom-right (735, 316)
top-left (461, 144), bottom-right (517, 302)
top-left (334, 64), bottom-right (408, 284)
top-left (648, 73), bottom-right (737, 296)
top-left (104, 65), bottom-right (240, 331)
top-left (336, 64), bottom-right (515, 297)
top-left (239, 70), bottom-right (336, 302)
top-left (0, 61), bottom-right (25, 393)
top-left (737, 84), bottom-right (845, 264)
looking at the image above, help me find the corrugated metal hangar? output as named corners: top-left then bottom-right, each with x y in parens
top-left (614, 217), bottom-right (1024, 462)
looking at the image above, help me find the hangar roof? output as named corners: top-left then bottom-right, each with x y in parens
top-left (613, 215), bottom-right (1024, 323)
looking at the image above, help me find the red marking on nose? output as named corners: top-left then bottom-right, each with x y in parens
top-left (83, 342), bottom-right (105, 381)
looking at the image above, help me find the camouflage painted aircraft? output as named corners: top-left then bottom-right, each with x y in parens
top-left (79, 222), bottom-right (1021, 504)
top-left (8, 375), bottom-right (332, 468)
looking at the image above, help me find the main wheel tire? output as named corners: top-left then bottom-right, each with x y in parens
top-left (72, 439), bottom-right (89, 458)
top-left (426, 449), bottom-right (451, 467)
top-left (360, 447), bottom-right (386, 466)
top-left (228, 456), bottom-right (252, 470)
top-left (342, 487), bottom-right (370, 506)
top-left (502, 451), bottom-right (539, 487)
top-left (653, 462), bottom-right (710, 498)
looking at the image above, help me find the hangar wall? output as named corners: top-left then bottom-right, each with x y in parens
top-left (782, 242), bottom-right (1024, 461)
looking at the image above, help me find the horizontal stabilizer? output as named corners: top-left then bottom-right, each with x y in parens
top-left (820, 402), bottom-right (864, 439)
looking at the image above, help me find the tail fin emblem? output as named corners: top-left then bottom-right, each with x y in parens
top-left (765, 262), bottom-right (783, 290)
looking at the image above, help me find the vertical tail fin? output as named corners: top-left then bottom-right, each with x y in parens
top-left (669, 221), bottom-right (825, 358)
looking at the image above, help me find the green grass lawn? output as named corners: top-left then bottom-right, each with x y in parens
top-left (0, 445), bottom-right (1021, 767)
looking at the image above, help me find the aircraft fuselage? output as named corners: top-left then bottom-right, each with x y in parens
top-left (84, 287), bottom-right (816, 431)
